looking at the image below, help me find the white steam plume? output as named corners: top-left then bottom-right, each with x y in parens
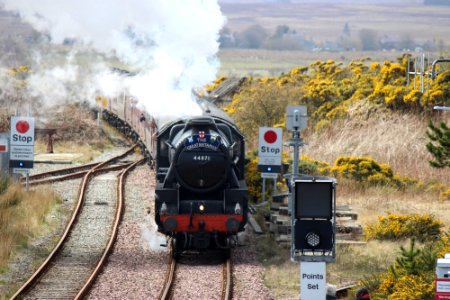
top-left (0, 0), bottom-right (225, 117)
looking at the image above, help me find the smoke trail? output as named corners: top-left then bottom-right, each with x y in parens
top-left (0, 0), bottom-right (225, 117)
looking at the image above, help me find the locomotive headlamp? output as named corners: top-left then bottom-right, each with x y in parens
top-left (199, 203), bottom-right (205, 213)
top-left (160, 202), bottom-right (168, 215)
top-left (305, 232), bottom-right (320, 248)
top-left (234, 203), bottom-right (242, 215)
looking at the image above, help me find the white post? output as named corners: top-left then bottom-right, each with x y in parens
top-left (262, 177), bottom-right (266, 203)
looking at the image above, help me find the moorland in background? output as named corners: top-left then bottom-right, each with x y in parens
top-left (1, 1), bottom-right (450, 298)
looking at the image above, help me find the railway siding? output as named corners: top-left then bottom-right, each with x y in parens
top-left (23, 170), bottom-right (119, 299)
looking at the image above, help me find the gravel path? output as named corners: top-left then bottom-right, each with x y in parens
top-left (87, 164), bottom-right (167, 299)
top-left (171, 254), bottom-right (225, 300)
top-left (232, 228), bottom-right (274, 300)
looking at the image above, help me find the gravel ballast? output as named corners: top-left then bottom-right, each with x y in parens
top-left (1, 148), bottom-right (274, 299)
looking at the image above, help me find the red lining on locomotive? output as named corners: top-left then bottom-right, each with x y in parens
top-left (160, 214), bottom-right (243, 232)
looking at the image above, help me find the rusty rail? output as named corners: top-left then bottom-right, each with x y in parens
top-left (10, 145), bottom-right (137, 300)
top-left (222, 256), bottom-right (233, 300)
top-left (159, 239), bottom-right (177, 300)
top-left (75, 158), bottom-right (145, 299)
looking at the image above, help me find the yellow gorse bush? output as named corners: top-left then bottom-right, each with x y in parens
top-left (205, 76), bottom-right (227, 92)
top-left (221, 56), bottom-right (449, 146)
top-left (364, 213), bottom-right (443, 242)
top-left (331, 156), bottom-right (394, 184)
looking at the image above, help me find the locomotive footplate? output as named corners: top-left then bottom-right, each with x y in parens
top-left (160, 214), bottom-right (243, 233)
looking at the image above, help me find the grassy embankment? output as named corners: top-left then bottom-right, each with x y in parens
top-left (220, 50), bottom-right (450, 298)
top-left (259, 105), bottom-right (449, 299)
top-left (0, 179), bottom-right (61, 273)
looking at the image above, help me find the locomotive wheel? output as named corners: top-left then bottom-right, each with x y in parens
top-left (171, 238), bottom-right (180, 259)
top-left (223, 248), bottom-right (231, 259)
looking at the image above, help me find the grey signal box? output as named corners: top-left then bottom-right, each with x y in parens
top-left (437, 254), bottom-right (450, 278)
top-left (286, 105), bottom-right (307, 131)
top-left (291, 176), bottom-right (336, 262)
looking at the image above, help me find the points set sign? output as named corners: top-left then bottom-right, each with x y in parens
top-left (10, 116), bottom-right (35, 170)
top-left (258, 127), bottom-right (282, 174)
top-left (300, 262), bottom-right (326, 299)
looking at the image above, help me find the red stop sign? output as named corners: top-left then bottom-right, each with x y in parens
top-left (264, 130), bottom-right (277, 144)
top-left (16, 121), bottom-right (30, 134)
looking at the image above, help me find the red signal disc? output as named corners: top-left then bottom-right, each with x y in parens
top-left (16, 121), bottom-right (30, 134)
top-left (264, 130), bottom-right (277, 144)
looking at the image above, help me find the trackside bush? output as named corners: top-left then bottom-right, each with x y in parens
top-left (364, 213), bottom-right (443, 242)
top-left (361, 233), bottom-right (450, 299)
top-left (331, 156), bottom-right (393, 184)
top-left (298, 154), bottom-right (330, 175)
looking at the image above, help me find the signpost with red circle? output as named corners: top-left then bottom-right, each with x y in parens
top-left (258, 127), bottom-right (283, 174)
top-left (9, 116), bottom-right (35, 172)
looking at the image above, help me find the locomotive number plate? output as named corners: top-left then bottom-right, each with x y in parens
top-left (193, 155), bottom-right (211, 161)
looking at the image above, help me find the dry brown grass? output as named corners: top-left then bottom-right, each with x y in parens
top-left (258, 100), bottom-right (449, 298)
top-left (261, 182), bottom-right (446, 298)
top-left (303, 100), bottom-right (450, 185)
top-left (262, 237), bottom-right (408, 299)
top-left (0, 182), bottom-right (61, 271)
top-left (34, 139), bottom-right (108, 163)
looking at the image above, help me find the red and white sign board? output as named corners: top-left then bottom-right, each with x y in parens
top-left (0, 138), bottom-right (7, 152)
top-left (10, 116), bottom-right (35, 171)
top-left (437, 279), bottom-right (450, 300)
top-left (10, 116), bottom-right (35, 146)
top-left (258, 127), bottom-right (282, 173)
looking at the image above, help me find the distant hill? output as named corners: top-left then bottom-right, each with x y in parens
top-left (424, 0), bottom-right (450, 5)
top-left (219, 0), bottom-right (423, 3)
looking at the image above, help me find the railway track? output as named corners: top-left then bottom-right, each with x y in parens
top-left (21, 146), bottom-right (137, 186)
top-left (159, 244), bottom-right (233, 300)
top-left (10, 146), bottom-right (144, 300)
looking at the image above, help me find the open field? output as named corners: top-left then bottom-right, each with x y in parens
top-left (218, 48), bottom-right (428, 76)
top-left (220, 2), bottom-right (450, 44)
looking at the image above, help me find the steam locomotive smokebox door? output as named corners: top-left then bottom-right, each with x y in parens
top-left (292, 177), bottom-right (336, 262)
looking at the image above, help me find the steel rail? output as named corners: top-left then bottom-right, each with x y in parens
top-left (158, 239), bottom-right (177, 300)
top-left (222, 256), bottom-right (233, 300)
top-left (26, 162), bottom-right (132, 186)
top-left (75, 158), bottom-right (145, 299)
top-left (20, 161), bottom-right (101, 182)
top-left (10, 145), bottom-right (137, 300)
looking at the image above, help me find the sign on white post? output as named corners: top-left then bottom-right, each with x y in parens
top-left (261, 173), bottom-right (278, 179)
top-left (257, 127), bottom-right (283, 173)
top-left (300, 262), bottom-right (326, 300)
top-left (13, 168), bottom-right (31, 174)
top-left (0, 139), bottom-right (7, 152)
top-left (10, 116), bottom-right (35, 170)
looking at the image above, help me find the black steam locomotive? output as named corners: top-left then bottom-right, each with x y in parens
top-left (102, 95), bottom-right (248, 255)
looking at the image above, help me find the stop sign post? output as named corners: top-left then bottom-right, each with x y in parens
top-left (10, 116), bottom-right (35, 172)
top-left (258, 127), bottom-right (283, 174)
